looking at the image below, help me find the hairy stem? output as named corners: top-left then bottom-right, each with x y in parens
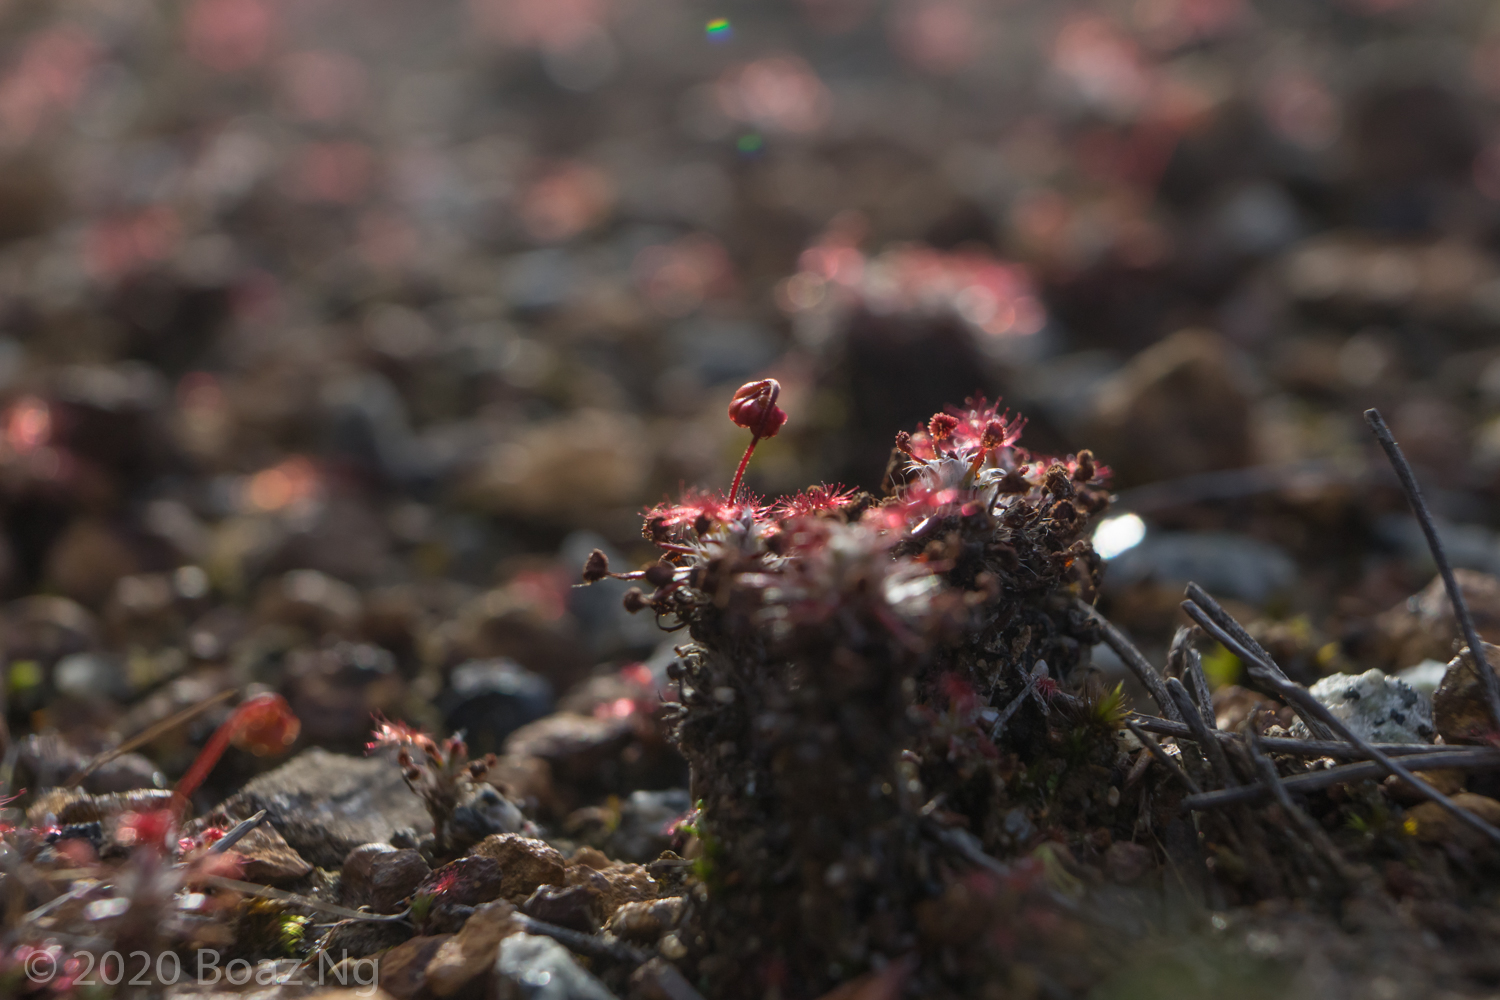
top-left (729, 434), bottom-right (760, 505)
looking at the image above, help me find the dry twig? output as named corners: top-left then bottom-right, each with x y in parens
top-left (1079, 599), bottom-right (1182, 723)
top-left (515, 913), bottom-right (653, 965)
top-left (198, 875), bottom-right (410, 923)
top-left (1183, 748), bottom-right (1500, 810)
top-left (1365, 407), bottom-right (1500, 737)
top-left (206, 809), bottom-right (268, 855)
top-left (1125, 714), bottom-right (1493, 760)
top-left (1166, 678), bottom-right (1239, 789)
top-left (1182, 583), bottom-right (1336, 741)
top-left (1183, 591), bottom-right (1500, 846)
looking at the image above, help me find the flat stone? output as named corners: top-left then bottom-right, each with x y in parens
top-left (1291, 669), bottom-right (1433, 744)
top-left (209, 748), bottom-right (432, 868)
top-left (493, 933), bottom-right (618, 1000)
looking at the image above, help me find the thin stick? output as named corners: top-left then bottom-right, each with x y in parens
top-left (1183, 584), bottom-right (1337, 741)
top-left (1126, 714), bottom-right (1492, 760)
top-left (1078, 599), bottom-right (1182, 723)
top-left (515, 914), bottom-right (652, 965)
top-left (1168, 627), bottom-right (1216, 728)
top-left (1184, 597), bottom-right (1500, 846)
top-left (1125, 721), bottom-right (1200, 795)
top-left (206, 809), bottom-right (268, 855)
top-left (1184, 747), bottom-right (1500, 810)
top-left (1167, 678), bottom-right (1238, 788)
top-left (197, 875), bottom-right (410, 922)
top-left (67, 688), bottom-right (239, 788)
top-left (1365, 407), bottom-right (1500, 736)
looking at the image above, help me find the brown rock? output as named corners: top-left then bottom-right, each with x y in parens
top-left (1374, 573), bottom-right (1500, 670)
top-left (417, 855), bottom-right (507, 907)
top-left (1432, 642), bottom-right (1500, 745)
top-left (423, 900), bottom-right (520, 997)
top-left (605, 896), bottom-right (685, 943)
top-left (1384, 769), bottom-right (1467, 805)
top-left (1102, 842), bottom-right (1153, 885)
top-left (520, 883), bottom-right (602, 932)
top-left (342, 843), bottom-right (430, 913)
top-left (226, 822), bottom-right (313, 884)
top-left (472, 833), bottom-right (566, 902)
top-left (461, 409), bottom-right (651, 525)
top-left (569, 846), bottom-right (611, 870)
top-left (377, 934), bottom-right (452, 1000)
top-left (565, 860), bottom-right (659, 912)
top-left (1406, 793), bottom-right (1500, 850)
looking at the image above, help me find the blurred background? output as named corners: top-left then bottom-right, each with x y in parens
top-left (5, 0), bottom-right (1500, 806)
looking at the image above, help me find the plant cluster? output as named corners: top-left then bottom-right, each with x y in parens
top-left (588, 382), bottom-right (1118, 997)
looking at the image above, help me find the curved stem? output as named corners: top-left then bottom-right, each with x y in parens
top-left (172, 720), bottom-right (237, 817)
top-left (729, 434), bottom-right (760, 504)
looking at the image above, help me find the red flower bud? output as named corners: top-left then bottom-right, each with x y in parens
top-left (727, 379), bottom-right (787, 503)
top-left (728, 379), bottom-right (787, 439)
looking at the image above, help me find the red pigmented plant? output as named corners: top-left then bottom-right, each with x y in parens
top-left (367, 716), bottom-right (507, 854)
top-left (727, 378), bottom-right (787, 503)
top-left (172, 692), bottom-right (300, 819)
top-left (593, 389), bottom-right (1116, 999)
